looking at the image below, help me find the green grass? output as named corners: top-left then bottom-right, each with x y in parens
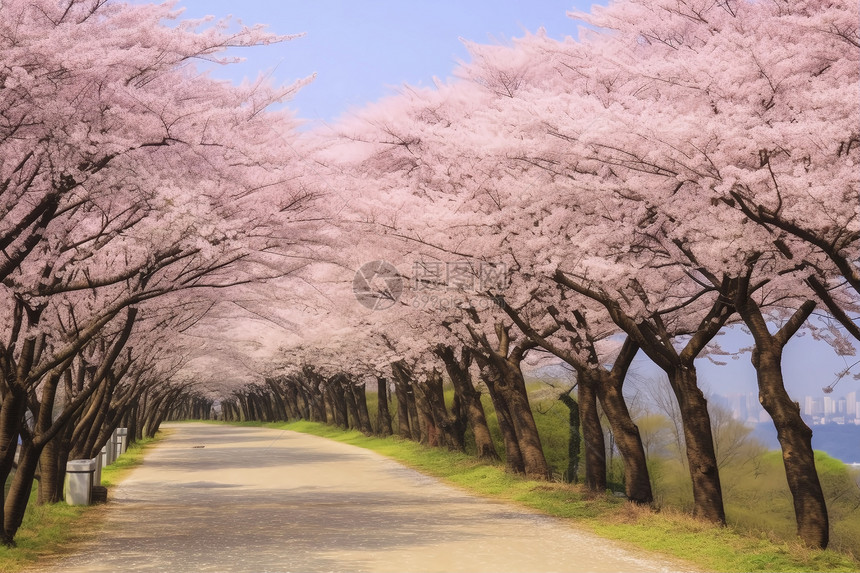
top-left (0, 434), bottom-right (162, 573)
top-left (101, 436), bottom-right (160, 487)
top-left (0, 498), bottom-right (90, 573)
top-left (255, 419), bottom-right (860, 573)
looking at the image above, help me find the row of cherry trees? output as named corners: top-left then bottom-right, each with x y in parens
top-left (0, 0), bottom-right (317, 545)
top-left (1, 0), bottom-right (855, 555)
top-left (242, 0), bottom-right (857, 551)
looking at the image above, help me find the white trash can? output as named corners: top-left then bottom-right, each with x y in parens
top-left (116, 427), bottom-right (128, 456)
top-left (65, 459), bottom-right (97, 505)
top-left (92, 455), bottom-right (102, 486)
top-left (106, 429), bottom-right (118, 465)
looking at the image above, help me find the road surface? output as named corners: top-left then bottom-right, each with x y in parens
top-left (36, 423), bottom-right (693, 573)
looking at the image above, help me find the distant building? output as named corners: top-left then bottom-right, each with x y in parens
top-left (718, 391), bottom-right (860, 427)
top-left (846, 391), bottom-right (857, 418)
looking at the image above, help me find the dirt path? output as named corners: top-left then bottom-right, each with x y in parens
top-left (36, 423), bottom-right (693, 572)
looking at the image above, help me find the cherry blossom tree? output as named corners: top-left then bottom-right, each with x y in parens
top-left (448, 0), bottom-right (855, 544)
top-left (316, 0), bottom-right (856, 545)
top-left (314, 94), bottom-right (561, 476)
top-left (0, 0), bottom-right (315, 544)
top-left (550, 0), bottom-right (858, 547)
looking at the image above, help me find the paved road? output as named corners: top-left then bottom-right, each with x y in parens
top-left (37, 423), bottom-right (692, 573)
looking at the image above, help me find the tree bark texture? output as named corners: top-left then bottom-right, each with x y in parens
top-left (375, 377), bottom-right (393, 437)
top-left (436, 345), bottom-right (498, 460)
top-left (577, 374), bottom-right (606, 492)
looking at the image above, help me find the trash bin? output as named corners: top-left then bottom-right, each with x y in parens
top-left (65, 459), bottom-right (97, 505)
top-left (105, 430), bottom-right (117, 465)
top-left (116, 427), bottom-right (128, 456)
top-left (92, 455), bottom-right (102, 487)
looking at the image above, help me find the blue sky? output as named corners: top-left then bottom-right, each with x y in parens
top-left (172, 0), bottom-right (856, 401)
top-left (175, 0), bottom-right (591, 123)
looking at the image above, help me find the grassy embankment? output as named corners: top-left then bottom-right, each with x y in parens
top-left (442, 384), bottom-right (860, 560)
top-left (255, 382), bottom-right (860, 572)
top-left (0, 434), bottom-right (162, 573)
top-left (255, 418), bottom-right (859, 573)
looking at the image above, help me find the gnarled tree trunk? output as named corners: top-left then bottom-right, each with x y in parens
top-left (392, 365), bottom-right (413, 439)
top-left (558, 392), bottom-right (581, 484)
top-left (375, 376), bottom-right (393, 437)
top-left (577, 372), bottom-right (606, 492)
top-left (736, 293), bottom-right (828, 548)
top-left (435, 345), bottom-right (498, 460)
top-left (350, 381), bottom-right (374, 434)
top-left (468, 322), bottom-right (549, 480)
top-left (595, 367), bottom-right (653, 504)
top-left (667, 364), bottom-right (725, 523)
top-left (479, 365), bottom-right (524, 474)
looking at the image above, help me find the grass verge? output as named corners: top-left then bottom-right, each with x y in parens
top-left (256, 420), bottom-right (859, 573)
top-left (0, 434), bottom-right (164, 573)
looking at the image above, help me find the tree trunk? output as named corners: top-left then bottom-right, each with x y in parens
top-left (559, 392), bottom-right (581, 484)
top-left (497, 363), bottom-right (549, 480)
top-left (754, 348), bottom-right (828, 548)
top-left (4, 442), bottom-right (40, 541)
top-left (263, 390), bottom-right (276, 421)
top-left (424, 368), bottom-right (462, 450)
top-left (340, 379), bottom-right (359, 429)
top-left (465, 389), bottom-right (498, 459)
top-left (393, 372), bottom-right (412, 439)
top-left (392, 361), bottom-right (422, 440)
top-left (596, 370), bottom-right (653, 504)
top-left (52, 423), bottom-right (75, 502)
top-left (351, 383), bottom-right (374, 434)
top-left (736, 295), bottom-right (828, 548)
top-left (436, 345), bottom-right (498, 460)
top-left (411, 381), bottom-right (438, 446)
top-left (309, 379), bottom-right (327, 423)
top-left (578, 374), bottom-right (606, 492)
top-left (237, 393), bottom-right (250, 420)
top-left (299, 369), bottom-right (326, 423)
top-left (37, 437), bottom-right (62, 505)
top-left (449, 393), bottom-right (468, 451)
top-left (0, 391), bottom-right (26, 545)
top-left (553, 269), bottom-right (730, 521)
top-left (72, 378), bottom-right (111, 460)
top-left (124, 404), bottom-right (137, 441)
top-left (266, 380), bottom-right (288, 421)
top-left (500, 304), bottom-right (650, 498)
top-left (375, 377), bottom-right (393, 437)
top-left (406, 383), bottom-right (421, 441)
top-left (479, 366), bottom-right (524, 474)
top-left (468, 324), bottom-right (548, 480)
top-left (284, 382), bottom-right (302, 420)
top-left (668, 365), bottom-right (725, 524)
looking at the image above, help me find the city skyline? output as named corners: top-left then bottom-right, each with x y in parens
top-left (713, 390), bottom-right (860, 427)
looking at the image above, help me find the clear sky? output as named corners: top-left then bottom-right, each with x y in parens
top-left (172, 0), bottom-right (856, 402)
top-left (174, 0), bottom-right (592, 123)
